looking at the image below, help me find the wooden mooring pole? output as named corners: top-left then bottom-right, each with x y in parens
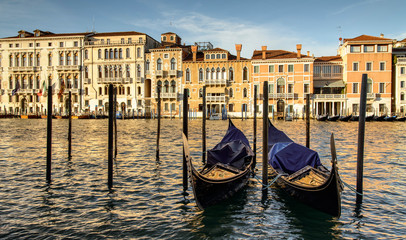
top-left (108, 84), bottom-right (114, 189)
top-left (46, 83), bottom-right (52, 183)
top-left (262, 81), bottom-right (269, 194)
top-left (156, 86), bottom-right (161, 159)
top-left (356, 74), bottom-right (368, 204)
top-left (114, 87), bottom-right (117, 159)
top-left (253, 85), bottom-right (257, 169)
top-left (183, 88), bottom-right (188, 192)
top-left (68, 91), bottom-right (72, 159)
top-left (202, 86), bottom-right (206, 164)
top-left (306, 94), bottom-right (310, 148)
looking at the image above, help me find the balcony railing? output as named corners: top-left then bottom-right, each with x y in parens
top-left (268, 93), bottom-right (296, 99)
top-left (154, 92), bottom-right (177, 98)
top-left (205, 79), bottom-right (228, 85)
top-left (312, 94), bottom-right (346, 100)
top-left (169, 70), bottom-right (177, 76)
top-left (8, 66), bottom-right (41, 72)
top-left (84, 78), bottom-right (91, 84)
top-left (313, 73), bottom-right (343, 79)
top-left (207, 96), bottom-right (226, 102)
top-left (136, 77), bottom-right (142, 83)
top-left (398, 57), bottom-right (406, 62)
top-left (63, 88), bottom-right (80, 94)
top-left (56, 65), bottom-right (81, 71)
top-left (156, 70), bottom-right (163, 77)
top-left (85, 40), bottom-right (145, 46)
top-left (97, 78), bottom-right (133, 84)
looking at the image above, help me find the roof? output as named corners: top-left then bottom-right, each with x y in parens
top-left (92, 31), bottom-right (146, 37)
top-left (183, 51), bottom-right (248, 62)
top-left (204, 47), bottom-right (228, 52)
top-left (2, 32), bottom-right (91, 39)
top-left (161, 32), bottom-right (176, 35)
top-left (343, 34), bottom-right (393, 43)
top-left (399, 38), bottom-right (406, 43)
top-left (251, 50), bottom-right (310, 60)
top-left (152, 43), bottom-right (190, 50)
top-left (314, 56), bottom-right (342, 62)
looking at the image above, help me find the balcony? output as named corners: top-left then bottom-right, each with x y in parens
top-left (64, 88), bottom-right (80, 94)
top-left (8, 66), bottom-right (41, 72)
top-left (207, 96), bottom-right (226, 102)
top-left (313, 73), bottom-right (343, 79)
top-left (136, 77), bottom-right (142, 83)
top-left (56, 65), bottom-right (81, 71)
top-left (312, 94), bottom-right (346, 100)
top-left (145, 70), bottom-right (150, 75)
top-left (169, 70), bottom-right (177, 77)
top-left (97, 78), bottom-right (133, 84)
top-left (156, 70), bottom-right (163, 77)
top-left (367, 93), bottom-right (376, 99)
top-left (84, 78), bottom-right (91, 84)
top-left (398, 57), bottom-right (406, 63)
top-left (268, 93), bottom-right (296, 99)
top-left (154, 92), bottom-right (177, 99)
top-left (205, 79), bottom-right (227, 86)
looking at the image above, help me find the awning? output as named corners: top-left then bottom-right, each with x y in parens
top-left (313, 80), bottom-right (345, 88)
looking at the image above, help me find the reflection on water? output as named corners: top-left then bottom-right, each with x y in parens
top-left (0, 119), bottom-right (405, 239)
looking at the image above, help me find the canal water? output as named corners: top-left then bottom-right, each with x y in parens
top-left (0, 118), bottom-right (405, 239)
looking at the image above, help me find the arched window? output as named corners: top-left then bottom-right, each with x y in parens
top-left (85, 50), bottom-right (88, 59)
top-left (206, 54), bottom-right (210, 59)
top-left (170, 58), bottom-right (176, 70)
top-left (126, 48), bottom-right (130, 58)
top-left (127, 87), bottom-right (131, 95)
top-left (109, 66), bottom-right (113, 78)
top-left (119, 66), bottom-right (122, 77)
top-left (85, 87), bottom-right (88, 95)
top-left (367, 78), bottom-right (373, 93)
top-left (277, 78), bottom-right (285, 93)
top-left (119, 49), bottom-right (122, 59)
top-left (243, 67), bottom-right (248, 81)
top-left (73, 53), bottom-right (78, 65)
top-left (48, 53), bottom-right (52, 66)
top-left (137, 65), bottom-right (141, 77)
top-left (199, 68), bottom-right (203, 82)
top-left (36, 54), bottom-right (40, 66)
top-left (36, 76), bottom-right (40, 89)
top-left (157, 81), bottom-right (162, 92)
top-left (222, 67), bottom-right (226, 79)
top-left (229, 88), bottom-right (234, 98)
top-left (98, 66), bottom-right (102, 78)
top-left (157, 58), bottom-right (162, 70)
top-left (171, 80), bottom-right (176, 93)
top-left (22, 54), bottom-right (27, 66)
top-left (211, 68), bottom-right (215, 80)
top-left (401, 92), bottom-right (405, 101)
top-left (104, 66), bottom-right (108, 78)
top-left (126, 65), bottom-right (130, 77)
top-left (59, 53), bottom-right (64, 65)
top-left (243, 88), bottom-right (247, 98)
top-left (114, 49), bottom-right (118, 59)
top-left (114, 66), bottom-right (118, 78)
top-left (109, 49), bottom-right (113, 59)
top-left (211, 54), bottom-right (215, 59)
top-left (98, 49), bottom-right (102, 59)
top-left (199, 88), bottom-right (203, 98)
top-left (29, 54), bottom-right (33, 66)
top-left (137, 48), bottom-right (141, 58)
top-left (229, 68), bottom-right (234, 81)
top-left (216, 67), bottom-right (220, 80)
top-left (29, 77), bottom-right (33, 89)
top-left (186, 68), bottom-right (190, 82)
top-left (66, 53), bottom-right (71, 65)
top-left (85, 67), bottom-right (89, 78)
top-left (146, 60), bottom-right (150, 71)
top-left (206, 68), bottom-right (210, 80)
top-left (9, 55), bottom-right (13, 67)
top-left (105, 49), bottom-right (109, 59)
top-left (164, 80), bottom-right (169, 93)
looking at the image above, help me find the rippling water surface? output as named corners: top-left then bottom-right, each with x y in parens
top-left (0, 118), bottom-right (405, 239)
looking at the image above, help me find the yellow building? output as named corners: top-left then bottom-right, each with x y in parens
top-left (251, 45), bottom-right (314, 118)
top-left (182, 43), bottom-right (252, 117)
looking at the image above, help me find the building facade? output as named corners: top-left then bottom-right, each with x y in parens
top-left (392, 38), bottom-right (406, 113)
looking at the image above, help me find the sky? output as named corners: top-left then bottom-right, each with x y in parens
top-left (0, 0), bottom-right (405, 58)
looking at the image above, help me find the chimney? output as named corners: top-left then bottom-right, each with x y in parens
top-left (307, 51), bottom-right (310, 56)
top-left (191, 45), bottom-right (197, 62)
top-left (235, 44), bottom-right (242, 61)
top-left (380, 33), bottom-right (384, 38)
top-left (296, 44), bottom-right (302, 58)
top-left (262, 46), bottom-right (267, 60)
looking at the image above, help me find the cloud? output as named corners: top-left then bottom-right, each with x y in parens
top-left (332, 0), bottom-right (384, 15)
top-left (129, 11), bottom-right (338, 57)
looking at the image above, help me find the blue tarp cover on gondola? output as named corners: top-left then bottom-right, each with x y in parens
top-left (207, 120), bottom-right (253, 169)
top-left (267, 120), bottom-right (321, 174)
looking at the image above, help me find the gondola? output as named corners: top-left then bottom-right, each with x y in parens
top-left (182, 120), bottom-right (254, 210)
top-left (316, 114), bottom-right (328, 121)
top-left (267, 120), bottom-right (342, 217)
top-left (350, 115), bottom-right (359, 121)
top-left (327, 115), bottom-right (340, 121)
top-left (365, 114), bottom-right (375, 122)
top-left (339, 114), bottom-right (352, 122)
top-left (384, 115), bottom-right (397, 121)
top-left (396, 116), bottom-right (406, 122)
top-left (374, 115), bottom-right (386, 121)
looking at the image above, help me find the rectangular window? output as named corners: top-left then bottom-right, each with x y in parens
top-left (269, 84), bottom-right (274, 93)
top-left (288, 65), bottom-right (294, 72)
top-left (269, 65), bottom-right (274, 73)
top-left (48, 42), bottom-right (52, 47)
top-left (350, 45), bottom-right (361, 53)
top-left (401, 67), bottom-right (405, 75)
top-left (98, 100), bottom-right (103, 106)
top-left (379, 83), bottom-right (385, 93)
top-left (364, 45), bottom-right (374, 52)
top-left (377, 45), bottom-right (388, 52)
top-left (401, 81), bottom-right (405, 88)
top-left (353, 62), bottom-right (359, 71)
top-left (85, 100), bottom-right (89, 106)
top-left (304, 64), bottom-right (309, 72)
top-left (254, 66), bottom-right (259, 73)
top-left (379, 104), bottom-right (385, 113)
top-left (121, 38), bottom-right (125, 44)
top-left (59, 42), bottom-right (64, 47)
top-left (304, 83), bottom-right (309, 93)
top-left (353, 83), bottom-right (359, 93)
top-left (380, 62), bottom-right (385, 71)
top-left (107, 39), bottom-right (110, 44)
top-left (288, 84), bottom-right (293, 93)
top-left (128, 38), bottom-right (132, 43)
top-left (74, 41), bottom-right (78, 47)
top-left (9, 44), bottom-right (13, 48)
top-left (15, 44), bottom-right (19, 48)
top-left (366, 62), bottom-right (372, 71)
top-left (278, 65), bottom-right (284, 73)
top-left (29, 43), bottom-right (33, 47)
top-left (353, 104), bottom-right (359, 113)
top-left (36, 43), bottom-right (40, 47)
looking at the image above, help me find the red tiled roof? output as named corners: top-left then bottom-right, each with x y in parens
top-left (2, 32), bottom-right (91, 39)
top-left (251, 50), bottom-right (309, 60)
top-left (315, 56), bottom-right (342, 62)
top-left (343, 34), bottom-right (392, 42)
top-left (152, 44), bottom-right (190, 50)
top-left (399, 38), bottom-right (406, 43)
top-left (162, 32), bottom-right (176, 35)
top-left (204, 48), bottom-right (228, 52)
top-left (92, 31), bottom-right (145, 37)
top-left (183, 51), bottom-right (247, 62)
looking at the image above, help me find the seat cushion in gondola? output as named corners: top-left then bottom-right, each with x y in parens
top-left (269, 142), bottom-right (321, 175)
top-left (207, 140), bottom-right (251, 169)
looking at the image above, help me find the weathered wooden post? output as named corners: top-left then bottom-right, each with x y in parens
top-left (46, 82), bottom-right (53, 183)
top-left (356, 74), bottom-right (368, 204)
top-left (108, 84), bottom-right (114, 189)
top-left (68, 91), bottom-right (72, 159)
top-left (262, 81), bottom-right (269, 194)
top-left (241, 105), bottom-right (243, 121)
top-left (183, 88), bottom-right (188, 192)
top-left (306, 94), bottom-right (310, 148)
top-left (114, 87), bottom-right (117, 159)
top-left (156, 86), bottom-right (161, 159)
top-left (245, 104), bottom-right (247, 120)
top-left (202, 86), bottom-right (206, 163)
top-left (253, 85), bottom-right (257, 169)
